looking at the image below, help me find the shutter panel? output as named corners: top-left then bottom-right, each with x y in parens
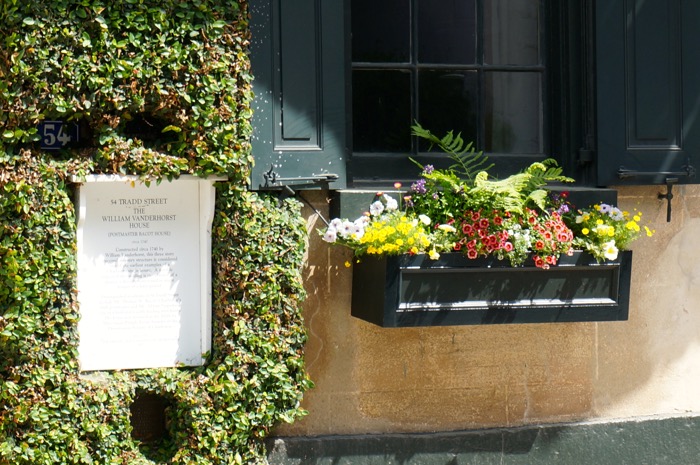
top-left (596, 0), bottom-right (700, 185)
top-left (249, 0), bottom-right (348, 190)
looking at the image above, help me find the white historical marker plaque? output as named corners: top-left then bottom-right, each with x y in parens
top-left (76, 175), bottom-right (221, 371)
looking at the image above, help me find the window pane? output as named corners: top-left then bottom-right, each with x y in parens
top-left (352, 0), bottom-right (410, 63)
top-left (484, 0), bottom-right (540, 65)
top-left (353, 70), bottom-right (412, 152)
top-left (417, 0), bottom-right (477, 64)
top-left (484, 72), bottom-right (542, 153)
top-left (418, 70), bottom-right (478, 150)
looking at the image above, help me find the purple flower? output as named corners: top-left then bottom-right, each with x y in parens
top-left (423, 165), bottom-right (435, 174)
top-left (411, 179), bottom-right (427, 194)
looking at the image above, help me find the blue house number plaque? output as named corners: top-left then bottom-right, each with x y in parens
top-left (39, 121), bottom-right (79, 150)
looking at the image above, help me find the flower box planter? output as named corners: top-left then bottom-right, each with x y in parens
top-left (351, 251), bottom-right (632, 327)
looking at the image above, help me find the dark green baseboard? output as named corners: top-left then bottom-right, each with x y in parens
top-left (267, 415), bottom-right (700, 464)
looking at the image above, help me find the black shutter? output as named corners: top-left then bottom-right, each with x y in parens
top-left (249, 0), bottom-right (348, 190)
top-left (596, 0), bottom-right (700, 185)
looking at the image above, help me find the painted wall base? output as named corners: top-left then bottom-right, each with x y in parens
top-left (267, 415), bottom-right (700, 464)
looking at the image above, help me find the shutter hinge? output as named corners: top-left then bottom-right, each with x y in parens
top-left (261, 165), bottom-right (339, 191)
top-left (616, 161), bottom-right (696, 223)
top-left (617, 164), bottom-right (696, 180)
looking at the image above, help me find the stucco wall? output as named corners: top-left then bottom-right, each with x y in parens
top-left (276, 185), bottom-right (700, 436)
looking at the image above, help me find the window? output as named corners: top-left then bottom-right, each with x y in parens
top-left (352, 0), bottom-right (544, 161)
top-left (249, 0), bottom-right (700, 191)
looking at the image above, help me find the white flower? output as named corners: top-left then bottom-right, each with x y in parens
top-left (355, 215), bottom-right (370, 225)
top-left (437, 224), bottom-right (456, 233)
top-left (575, 215), bottom-right (584, 224)
top-left (419, 214), bottom-right (431, 225)
top-left (609, 207), bottom-right (624, 221)
top-left (603, 240), bottom-right (618, 260)
top-left (428, 249), bottom-right (440, 260)
top-left (322, 227), bottom-right (337, 243)
top-left (352, 218), bottom-right (366, 239)
top-left (369, 200), bottom-right (384, 216)
top-left (329, 218), bottom-right (344, 229)
top-left (339, 220), bottom-right (357, 239)
top-left (383, 194), bottom-right (398, 211)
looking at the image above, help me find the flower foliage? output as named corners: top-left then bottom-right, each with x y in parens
top-left (567, 203), bottom-right (654, 261)
top-left (454, 208), bottom-right (574, 268)
top-left (323, 193), bottom-right (441, 258)
top-left (322, 126), bottom-right (653, 268)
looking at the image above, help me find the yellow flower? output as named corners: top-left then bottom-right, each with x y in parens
top-left (344, 261), bottom-right (351, 268)
top-left (582, 228), bottom-right (589, 235)
top-left (633, 215), bottom-right (641, 222)
top-left (645, 226), bottom-right (654, 237)
top-left (429, 249), bottom-right (440, 260)
top-left (596, 219), bottom-right (604, 225)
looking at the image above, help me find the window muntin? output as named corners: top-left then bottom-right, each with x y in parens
top-left (351, 0), bottom-right (544, 158)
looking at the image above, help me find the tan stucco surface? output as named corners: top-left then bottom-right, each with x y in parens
top-left (277, 186), bottom-right (700, 436)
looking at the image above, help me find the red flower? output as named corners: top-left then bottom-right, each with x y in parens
top-left (471, 211), bottom-right (481, 222)
top-left (535, 240), bottom-right (545, 250)
top-left (504, 242), bottom-right (514, 252)
top-left (467, 249), bottom-right (478, 259)
top-left (479, 218), bottom-right (490, 229)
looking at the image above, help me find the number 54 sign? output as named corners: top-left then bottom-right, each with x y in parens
top-left (39, 121), bottom-right (79, 150)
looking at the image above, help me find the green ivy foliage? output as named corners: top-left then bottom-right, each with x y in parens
top-left (0, 1), bottom-right (312, 464)
top-left (0, 0), bottom-right (253, 181)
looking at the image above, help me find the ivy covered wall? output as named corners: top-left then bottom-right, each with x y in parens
top-left (0, 1), bottom-right (312, 463)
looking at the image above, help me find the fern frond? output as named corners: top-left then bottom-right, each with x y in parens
top-left (527, 189), bottom-right (549, 211)
top-left (411, 122), bottom-right (493, 182)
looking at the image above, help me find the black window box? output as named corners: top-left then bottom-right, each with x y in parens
top-left (351, 251), bottom-right (632, 327)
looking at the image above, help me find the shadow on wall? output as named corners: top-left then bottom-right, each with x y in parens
top-left (594, 197), bottom-right (700, 416)
top-left (267, 415), bottom-right (700, 465)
